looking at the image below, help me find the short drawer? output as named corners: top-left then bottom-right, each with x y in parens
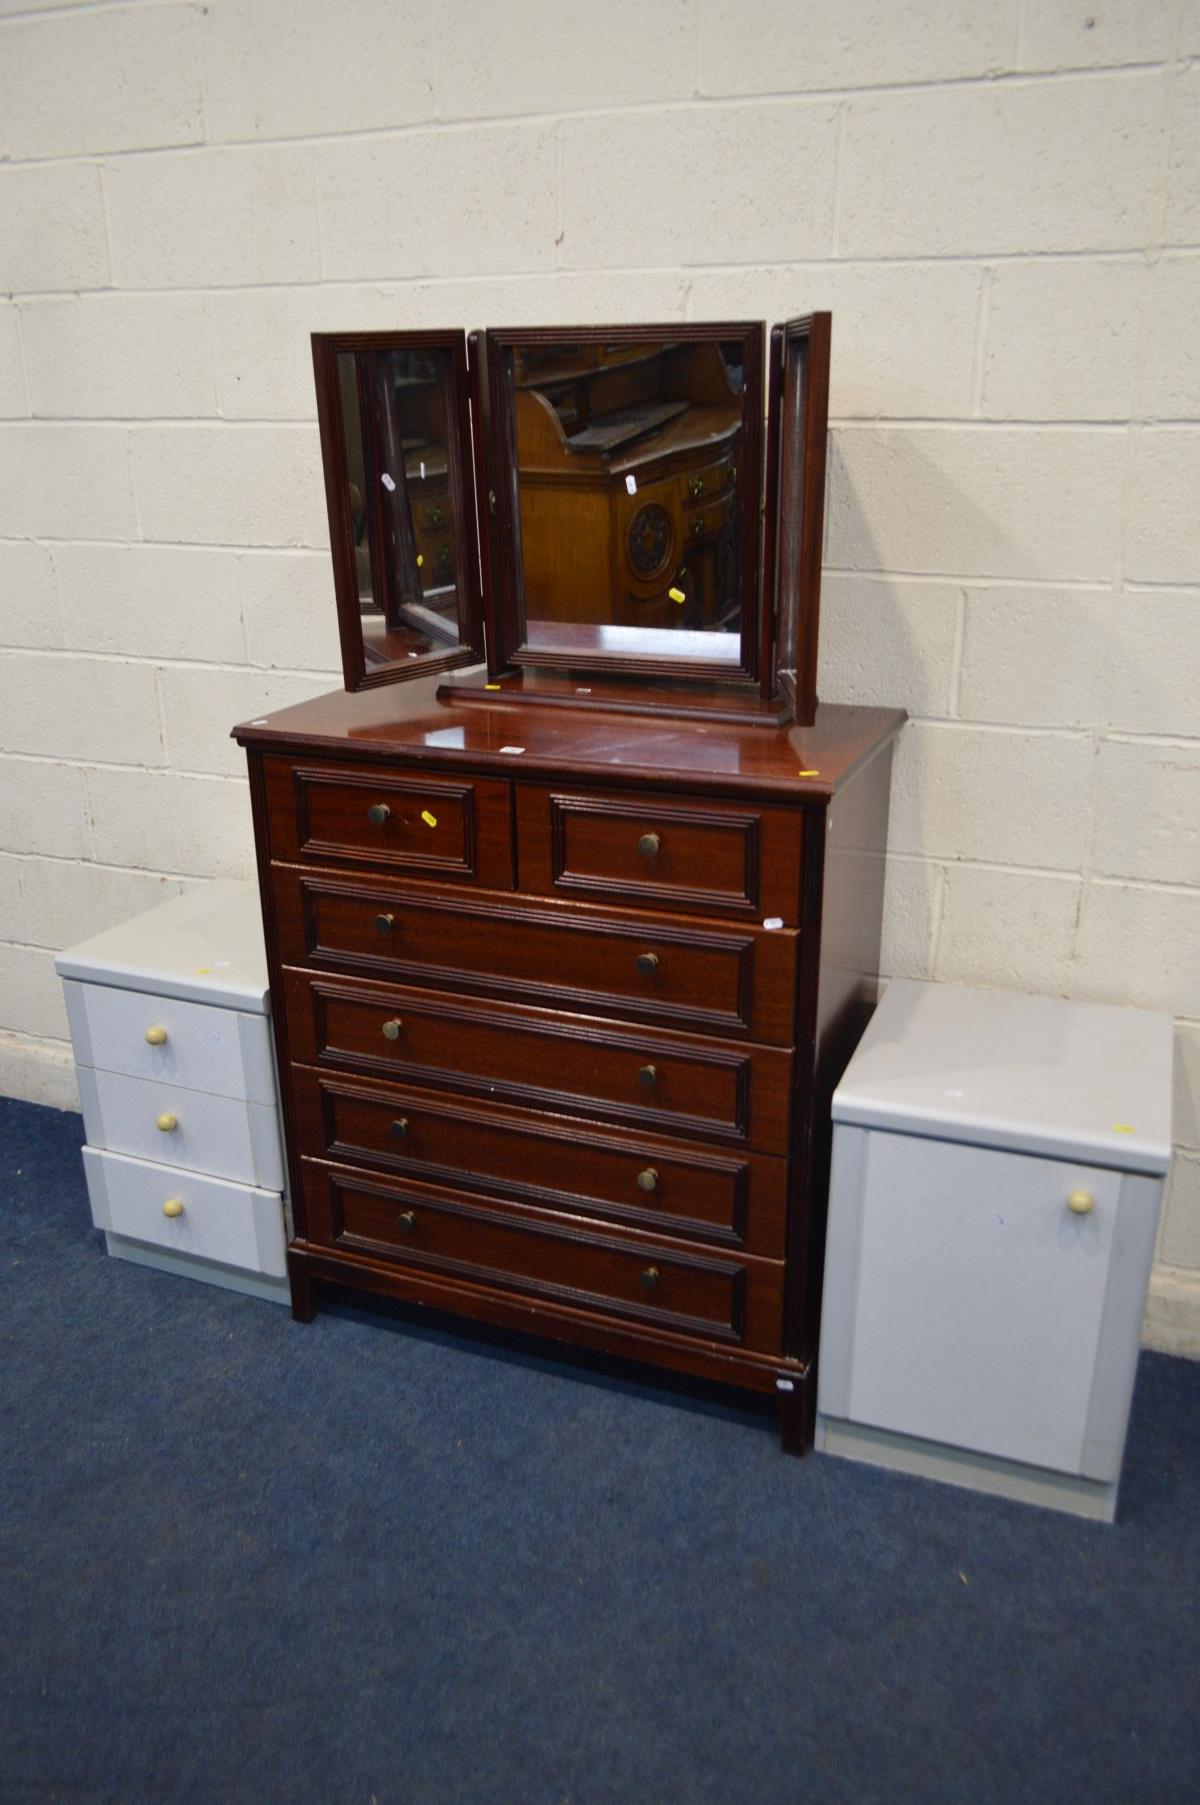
top-left (273, 866), bottom-right (797, 1044)
top-left (283, 972), bottom-right (793, 1155)
top-left (63, 980), bottom-right (275, 1103)
top-left (303, 1164), bottom-right (786, 1354)
top-left (77, 1067), bottom-right (284, 1190)
top-left (83, 1145), bottom-right (287, 1277)
top-left (262, 755), bottom-right (513, 888)
top-left (291, 1066), bottom-right (788, 1256)
top-left (515, 783), bottom-right (804, 923)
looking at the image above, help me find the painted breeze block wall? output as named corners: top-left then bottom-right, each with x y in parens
top-left (0, 0), bottom-right (1197, 1351)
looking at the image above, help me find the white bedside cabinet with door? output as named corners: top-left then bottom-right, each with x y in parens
top-left (816, 980), bottom-right (1174, 1522)
top-left (56, 882), bottom-right (289, 1303)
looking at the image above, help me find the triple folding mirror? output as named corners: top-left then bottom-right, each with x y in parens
top-left (312, 316), bottom-right (830, 724)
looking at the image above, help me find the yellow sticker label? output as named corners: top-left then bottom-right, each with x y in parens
top-left (416, 553), bottom-right (424, 567)
top-left (421, 810), bottom-right (437, 828)
top-left (194, 967), bottom-right (209, 975)
top-left (668, 586), bottom-right (686, 604)
top-left (1113, 1123), bottom-right (1135, 1134)
top-left (797, 768), bottom-right (820, 778)
top-left (484, 683), bottom-right (501, 691)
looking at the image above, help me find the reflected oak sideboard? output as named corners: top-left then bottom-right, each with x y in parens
top-left (234, 680), bottom-right (903, 1449)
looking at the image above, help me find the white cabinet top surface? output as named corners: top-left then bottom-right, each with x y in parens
top-left (55, 881), bottom-right (269, 1012)
top-left (833, 979), bottom-right (1173, 1175)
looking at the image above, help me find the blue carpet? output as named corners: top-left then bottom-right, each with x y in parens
top-left (1, 1094), bottom-right (1198, 1805)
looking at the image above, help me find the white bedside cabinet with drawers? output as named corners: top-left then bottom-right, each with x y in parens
top-left (56, 881), bottom-right (289, 1303)
top-left (816, 980), bottom-right (1174, 1522)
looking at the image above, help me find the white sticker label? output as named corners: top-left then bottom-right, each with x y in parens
top-left (381, 472), bottom-right (396, 492)
top-left (499, 745), bottom-right (525, 755)
top-left (763, 916), bottom-right (784, 931)
top-left (775, 1377), bottom-right (795, 1393)
top-left (419, 461), bottom-right (426, 481)
top-left (625, 474), bottom-right (637, 495)
top-left (576, 687), bottom-right (592, 695)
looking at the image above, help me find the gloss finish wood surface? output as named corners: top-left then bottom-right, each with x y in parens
top-left (234, 679), bottom-right (903, 1449)
top-left (272, 867), bottom-right (797, 1044)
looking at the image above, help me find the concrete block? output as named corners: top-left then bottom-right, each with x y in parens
top-left (561, 103), bottom-right (838, 268)
top-left (318, 124), bottom-right (558, 281)
top-left (817, 573), bottom-right (958, 714)
top-left (958, 586), bottom-right (1112, 728)
top-left (53, 545), bottom-right (245, 665)
top-left (239, 551), bottom-right (342, 673)
top-left (1073, 879), bottom-right (1200, 1016)
top-left (840, 75), bottom-right (1165, 256)
top-left (880, 854), bottom-right (941, 981)
top-left (0, 4), bottom-right (202, 158)
top-left (0, 852), bottom-right (25, 945)
top-left (0, 162), bottom-right (109, 293)
top-left (1174, 1022), bottom-right (1200, 1153)
top-left (21, 294), bottom-right (217, 420)
top-left (0, 425), bottom-right (134, 540)
top-left (105, 145), bottom-right (320, 289)
top-left (159, 666), bottom-right (335, 777)
top-left (889, 722), bottom-right (1094, 870)
top-left (1019, 1), bottom-right (1176, 70)
top-left (17, 859), bottom-right (188, 953)
top-left (1125, 429), bottom-right (1200, 585)
top-left (0, 1029), bottom-right (78, 1112)
top-left (0, 304), bottom-right (26, 417)
top-left (700, 0), bottom-right (1012, 93)
top-left (1106, 589), bottom-right (1200, 738)
top-left (1159, 1152), bottom-right (1200, 1272)
top-left (200, 0), bottom-right (432, 143)
top-left (827, 426), bottom-right (1125, 583)
top-left (981, 260), bottom-right (1143, 421)
top-left (0, 652), bottom-right (163, 767)
top-left (935, 865), bottom-right (1081, 995)
top-left (1143, 256), bottom-right (1200, 420)
top-left (0, 942), bottom-right (68, 1040)
top-left (688, 263), bottom-right (981, 419)
top-left (85, 768), bottom-right (256, 881)
top-left (0, 757), bottom-right (91, 860)
top-left (1165, 64), bottom-right (1200, 245)
top-left (1090, 738), bottom-right (1200, 887)
top-left (131, 425), bottom-right (328, 549)
top-left (0, 542), bottom-right (62, 649)
top-left (438, 0), bottom-right (696, 117)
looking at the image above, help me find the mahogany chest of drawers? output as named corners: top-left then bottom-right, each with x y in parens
top-left (234, 682), bottom-right (903, 1449)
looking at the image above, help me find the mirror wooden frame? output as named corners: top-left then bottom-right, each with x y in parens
top-left (311, 329), bottom-right (485, 692)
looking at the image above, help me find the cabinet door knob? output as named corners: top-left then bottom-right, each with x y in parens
top-left (381, 1018), bottom-right (403, 1042)
top-left (687, 475), bottom-right (704, 499)
top-left (144, 1025), bottom-right (167, 1046)
top-left (162, 1198), bottom-right (184, 1219)
top-left (638, 1266), bottom-right (660, 1292)
top-left (1067, 1187), bottom-right (1095, 1216)
top-left (376, 912), bottom-right (396, 934)
top-left (367, 803), bottom-right (391, 826)
top-left (396, 1211), bottom-right (416, 1233)
top-left (636, 952), bottom-right (659, 976)
top-left (636, 1063), bottom-right (657, 1089)
top-left (636, 1167), bottom-right (658, 1193)
top-left (638, 832), bottom-right (661, 859)
top-left (389, 1117), bottom-right (409, 1138)
top-left (155, 1111), bottom-right (177, 1132)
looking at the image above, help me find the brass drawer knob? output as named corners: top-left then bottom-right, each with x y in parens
top-left (155, 1111), bottom-right (177, 1132)
top-left (638, 1266), bottom-right (659, 1292)
top-left (162, 1198), bottom-right (184, 1219)
top-left (636, 1167), bottom-right (658, 1193)
top-left (376, 913), bottom-right (396, 934)
top-left (687, 475), bottom-right (704, 498)
top-left (636, 952), bottom-right (659, 976)
top-left (381, 1018), bottom-right (403, 1042)
top-left (1067, 1187), bottom-right (1095, 1216)
top-left (691, 516), bottom-right (706, 540)
top-left (144, 1025), bottom-right (167, 1046)
top-left (426, 505), bottom-right (447, 527)
top-left (396, 1210), bottom-right (416, 1233)
top-left (389, 1118), bottom-right (410, 1138)
top-left (636, 1064), bottom-right (657, 1089)
top-left (637, 832), bottom-right (660, 859)
top-left (367, 803), bottom-right (391, 826)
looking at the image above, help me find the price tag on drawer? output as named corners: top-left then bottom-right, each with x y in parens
top-left (763, 917), bottom-right (784, 931)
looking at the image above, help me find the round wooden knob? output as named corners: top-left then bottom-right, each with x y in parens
top-left (367, 803), bottom-right (391, 826)
top-left (389, 1118), bottom-right (409, 1138)
top-left (162, 1198), bottom-right (184, 1219)
top-left (636, 1167), bottom-right (658, 1193)
top-left (155, 1111), bottom-right (177, 1132)
top-left (637, 832), bottom-right (661, 859)
top-left (144, 1025), bottom-right (167, 1046)
top-left (638, 1266), bottom-right (659, 1292)
top-left (376, 913), bottom-right (396, 934)
top-left (1067, 1188), bottom-right (1095, 1216)
top-left (636, 953), bottom-right (659, 975)
top-left (396, 1211), bottom-right (416, 1233)
top-left (381, 1018), bottom-right (403, 1042)
top-left (637, 1064), bottom-right (657, 1089)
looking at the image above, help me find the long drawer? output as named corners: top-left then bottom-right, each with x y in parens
top-left (291, 1065), bottom-right (788, 1256)
top-left (272, 865), bottom-right (797, 1045)
top-left (302, 1162), bottom-right (785, 1354)
top-left (77, 1066), bottom-right (285, 1190)
top-left (282, 970), bottom-right (793, 1155)
top-left (63, 979), bottom-right (276, 1103)
top-left (83, 1145), bottom-right (287, 1277)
